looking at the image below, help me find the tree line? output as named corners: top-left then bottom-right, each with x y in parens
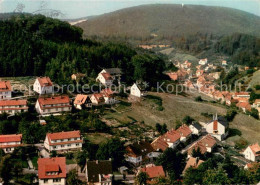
top-left (0, 14), bottom-right (166, 86)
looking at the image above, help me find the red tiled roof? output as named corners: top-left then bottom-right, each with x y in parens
top-left (47, 130), bottom-right (81, 141)
top-left (141, 165), bottom-right (166, 179)
top-left (101, 73), bottom-right (112, 80)
top-left (177, 124), bottom-right (192, 137)
top-left (183, 157), bottom-right (204, 173)
top-left (213, 120), bottom-right (218, 131)
top-left (92, 93), bottom-right (105, 103)
top-left (151, 137), bottom-right (169, 152)
top-left (38, 96), bottom-right (70, 106)
top-left (254, 99), bottom-right (260, 104)
top-left (163, 129), bottom-right (181, 143)
top-left (236, 102), bottom-right (251, 111)
top-left (0, 99), bottom-right (27, 107)
top-left (38, 157), bottom-right (66, 179)
top-left (167, 72), bottom-right (178, 81)
top-left (45, 164), bottom-right (59, 172)
top-left (74, 94), bottom-right (89, 105)
top-left (37, 77), bottom-right (53, 87)
top-left (0, 81), bottom-right (11, 92)
top-left (0, 134), bottom-right (22, 143)
top-left (245, 162), bottom-right (260, 170)
top-left (188, 135), bottom-right (216, 155)
top-left (249, 143), bottom-right (260, 157)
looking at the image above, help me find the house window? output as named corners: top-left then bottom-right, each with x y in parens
top-left (61, 145), bottom-right (64, 148)
top-left (53, 178), bottom-right (61, 182)
top-left (53, 146), bottom-right (57, 149)
top-left (44, 179), bottom-right (48, 183)
top-left (67, 144), bottom-right (71, 147)
top-left (76, 143), bottom-right (79, 146)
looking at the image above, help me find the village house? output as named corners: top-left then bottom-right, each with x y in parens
top-left (125, 141), bottom-right (160, 166)
top-left (33, 77), bottom-right (54, 95)
top-left (196, 70), bottom-right (204, 77)
top-left (198, 58), bottom-right (208, 65)
top-left (85, 160), bottom-right (113, 185)
top-left (176, 124), bottom-right (192, 142)
top-left (208, 72), bottom-right (221, 80)
top-left (243, 143), bottom-right (260, 162)
top-left (167, 69), bottom-right (188, 82)
top-left (38, 157), bottom-right (66, 185)
top-left (35, 96), bottom-right (71, 115)
top-left (0, 134), bottom-right (22, 153)
top-left (206, 115), bottom-right (228, 141)
top-left (44, 130), bottom-right (83, 153)
top-left (197, 76), bottom-right (206, 87)
top-left (233, 92), bottom-right (250, 99)
top-left (222, 60), bottom-right (227, 66)
top-left (183, 157), bottom-right (204, 174)
top-left (252, 99), bottom-right (260, 108)
top-left (151, 137), bottom-right (169, 152)
top-left (0, 81), bottom-right (12, 100)
top-left (130, 83), bottom-right (145, 98)
top-left (184, 80), bottom-right (195, 89)
top-left (101, 88), bottom-right (117, 104)
top-left (71, 73), bottom-right (86, 81)
top-left (236, 102), bottom-right (251, 113)
top-left (152, 129), bottom-right (181, 152)
top-left (0, 99), bottom-right (28, 115)
top-left (96, 72), bottom-right (113, 86)
top-left (182, 60), bottom-right (192, 69)
top-left (244, 162), bottom-right (260, 170)
top-left (139, 165), bottom-right (166, 183)
top-left (90, 93), bottom-right (105, 105)
top-left (74, 94), bottom-right (92, 110)
top-left (187, 134), bottom-right (217, 158)
top-left (189, 122), bottom-right (202, 135)
top-left (100, 68), bottom-right (122, 79)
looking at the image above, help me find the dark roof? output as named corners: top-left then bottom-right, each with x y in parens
top-left (126, 141), bottom-right (154, 157)
top-left (208, 116), bottom-right (228, 128)
top-left (86, 160), bottom-right (112, 183)
top-left (104, 68), bottom-right (122, 75)
top-left (191, 122), bottom-right (202, 130)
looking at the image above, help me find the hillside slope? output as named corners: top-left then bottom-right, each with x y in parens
top-left (77, 4), bottom-right (260, 39)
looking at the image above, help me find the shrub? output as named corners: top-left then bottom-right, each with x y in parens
top-left (195, 96), bottom-right (203, 102)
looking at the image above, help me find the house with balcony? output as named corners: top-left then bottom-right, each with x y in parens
top-left (35, 96), bottom-right (71, 115)
top-left (0, 134), bottom-right (22, 153)
top-left (125, 141), bottom-right (160, 166)
top-left (44, 130), bottom-right (83, 153)
top-left (38, 157), bottom-right (66, 185)
top-left (0, 81), bottom-right (12, 100)
top-left (0, 99), bottom-right (28, 115)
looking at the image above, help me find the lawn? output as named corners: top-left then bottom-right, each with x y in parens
top-left (84, 133), bottom-right (111, 144)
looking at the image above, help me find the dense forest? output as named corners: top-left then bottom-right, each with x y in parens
top-left (173, 33), bottom-right (260, 67)
top-left (0, 14), bottom-right (166, 85)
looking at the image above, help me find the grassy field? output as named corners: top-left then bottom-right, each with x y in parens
top-left (84, 133), bottom-right (112, 144)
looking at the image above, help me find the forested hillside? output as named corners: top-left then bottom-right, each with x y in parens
top-left (77, 4), bottom-right (260, 40)
top-left (173, 33), bottom-right (260, 67)
top-left (0, 15), bottom-right (166, 85)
